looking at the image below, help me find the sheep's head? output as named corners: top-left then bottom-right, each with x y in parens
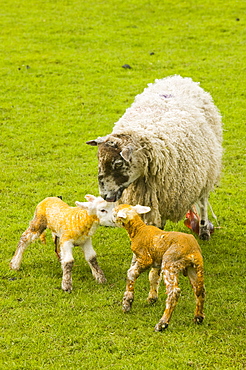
top-left (86, 134), bottom-right (144, 202)
top-left (75, 195), bottom-right (115, 227)
top-left (112, 204), bottom-right (151, 227)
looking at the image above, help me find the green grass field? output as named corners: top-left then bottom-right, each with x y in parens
top-left (0, 0), bottom-right (245, 369)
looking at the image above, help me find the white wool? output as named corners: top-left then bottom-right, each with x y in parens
top-left (112, 75), bottom-right (222, 225)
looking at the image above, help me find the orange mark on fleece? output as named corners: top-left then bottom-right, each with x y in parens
top-left (116, 204), bottom-right (202, 270)
top-left (34, 197), bottom-right (98, 242)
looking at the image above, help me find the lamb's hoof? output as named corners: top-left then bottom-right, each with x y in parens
top-left (63, 288), bottom-right (72, 293)
top-left (154, 321), bottom-right (168, 332)
top-left (122, 305), bottom-right (130, 313)
top-left (62, 282), bottom-right (72, 293)
top-left (95, 274), bottom-right (107, 284)
top-left (122, 299), bottom-right (133, 313)
top-left (10, 260), bottom-right (20, 270)
top-left (147, 297), bottom-right (158, 304)
top-left (194, 315), bottom-right (204, 324)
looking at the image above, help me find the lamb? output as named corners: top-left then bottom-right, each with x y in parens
top-left (10, 195), bottom-right (115, 292)
top-left (113, 203), bottom-right (205, 331)
top-left (87, 75), bottom-right (223, 240)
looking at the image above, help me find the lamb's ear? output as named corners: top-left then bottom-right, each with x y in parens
top-left (117, 209), bottom-right (128, 219)
top-left (86, 136), bottom-right (108, 146)
top-left (75, 201), bottom-right (89, 210)
top-left (75, 194), bottom-right (97, 209)
top-left (120, 145), bottom-right (134, 162)
top-left (84, 194), bottom-right (97, 202)
top-left (133, 205), bottom-right (151, 214)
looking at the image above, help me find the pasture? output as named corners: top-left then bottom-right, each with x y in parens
top-left (0, 0), bottom-right (245, 369)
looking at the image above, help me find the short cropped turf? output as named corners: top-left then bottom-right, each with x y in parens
top-left (0, 0), bottom-right (245, 369)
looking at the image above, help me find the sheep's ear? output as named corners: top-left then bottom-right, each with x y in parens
top-left (75, 201), bottom-right (89, 210)
top-left (84, 194), bottom-right (97, 202)
top-left (86, 136), bottom-right (108, 146)
top-left (117, 209), bottom-right (128, 219)
top-left (133, 205), bottom-right (151, 214)
top-left (120, 145), bottom-right (134, 162)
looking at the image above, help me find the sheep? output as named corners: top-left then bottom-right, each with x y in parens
top-left (86, 75), bottom-right (223, 240)
top-left (113, 203), bottom-right (205, 331)
top-left (10, 195), bottom-right (115, 292)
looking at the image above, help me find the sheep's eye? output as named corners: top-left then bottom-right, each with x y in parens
top-left (114, 160), bottom-right (123, 169)
top-left (100, 209), bottom-right (107, 213)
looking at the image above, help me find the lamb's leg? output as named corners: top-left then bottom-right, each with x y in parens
top-left (10, 225), bottom-right (44, 270)
top-left (54, 235), bottom-right (61, 260)
top-left (147, 267), bottom-right (162, 304)
top-left (198, 197), bottom-right (210, 240)
top-left (123, 261), bottom-right (145, 312)
top-left (82, 238), bottom-right (106, 283)
top-left (154, 263), bottom-right (181, 331)
top-left (60, 240), bottom-right (74, 292)
top-left (130, 253), bottom-right (137, 267)
top-left (187, 265), bottom-right (205, 324)
top-left (39, 231), bottom-right (47, 244)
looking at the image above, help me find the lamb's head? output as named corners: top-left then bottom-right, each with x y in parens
top-left (86, 134), bottom-right (144, 202)
top-left (75, 194), bottom-right (115, 227)
top-left (112, 204), bottom-right (151, 227)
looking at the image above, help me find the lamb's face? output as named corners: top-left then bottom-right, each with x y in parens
top-left (94, 198), bottom-right (116, 227)
top-left (112, 204), bottom-right (135, 227)
top-left (112, 204), bottom-right (151, 227)
top-left (96, 137), bottom-right (143, 202)
top-left (75, 195), bottom-right (115, 227)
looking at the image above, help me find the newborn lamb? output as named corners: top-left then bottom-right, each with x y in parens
top-left (10, 195), bottom-right (115, 292)
top-left (113, 203), bottom-right (205, 331)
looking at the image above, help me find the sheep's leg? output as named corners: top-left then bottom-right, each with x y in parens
top-left (147, 267), bottom-right (162, 304)
top-left (10, 225), bottom-right (44, 270)
top-left (198, 197), bottom-right (210, 240)
top-left (123, 261), bottom-right (145, 312)
top-left (161, 218), bottom-right (166, 230)
top-left (60, 240), bottom-right (74, 292)
top-left (82, 238), bottom-right (106, 283)
top-left (187, 265), bottom-right (205, 324)
top-left (154, 263), bottom-right (181, 331)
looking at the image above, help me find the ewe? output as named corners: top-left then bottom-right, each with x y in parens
top-left (113, 204), bottom-right (205, 331)
top-left (10, 195), bottom-right (115, 292)
top-left (87, 75), bottom-right (223, 240)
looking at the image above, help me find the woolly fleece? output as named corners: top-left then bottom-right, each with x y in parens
top-left (112, 75), bottom-right (223, 226)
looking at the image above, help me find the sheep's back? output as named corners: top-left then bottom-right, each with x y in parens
top-left (113, 75), bottom-right (222, 143)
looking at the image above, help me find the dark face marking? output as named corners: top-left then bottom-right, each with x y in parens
top-left (97, 143), bottom-right (131, 201)
top-left (94, 135), bottom-right (144, 202)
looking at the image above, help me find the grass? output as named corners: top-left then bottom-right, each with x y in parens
top-left (0, 0), bottom-right (245, 369)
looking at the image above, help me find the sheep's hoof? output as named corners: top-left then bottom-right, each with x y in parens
top-left (154, 321), bottom-right (168, 332)
top-left (199, 231), bottom-right (210, 241)
top-left (194, 315), bottom-right (204, 324)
